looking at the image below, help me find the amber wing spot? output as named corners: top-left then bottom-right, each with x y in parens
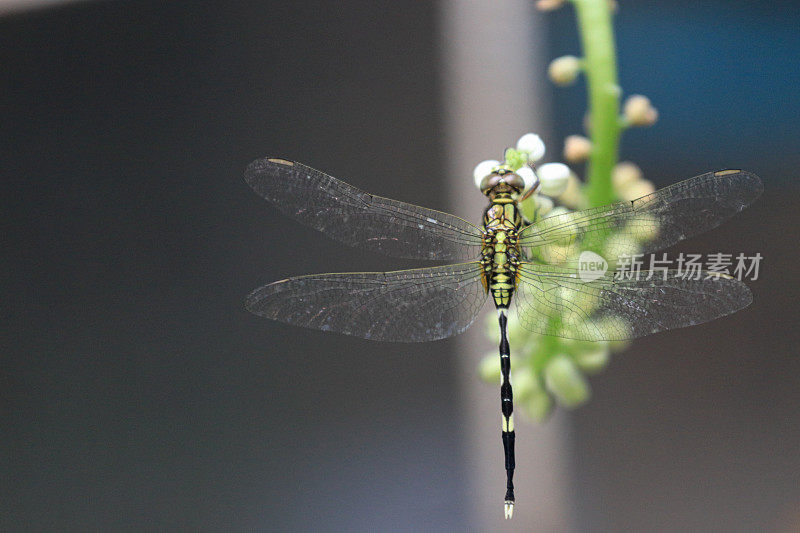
top-left (714, 169), bottom-right (740, 177)
top-left (267, 158), bottom-right (294, 166)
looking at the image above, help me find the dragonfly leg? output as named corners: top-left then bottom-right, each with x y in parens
top-left (498, 308), bottom-right (515, 519)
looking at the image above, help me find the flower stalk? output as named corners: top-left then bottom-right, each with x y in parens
top-left (474, 0), bottom-right (659, 422)
top-left (573, 0), bottom-right (620, 208)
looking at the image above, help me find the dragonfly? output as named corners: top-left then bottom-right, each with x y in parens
top-left (244, 157), bottom-right (762, 519)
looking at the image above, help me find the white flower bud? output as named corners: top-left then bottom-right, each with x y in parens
top-left (544, 354), bottom-right (590, 408)
top-left (596, 317), bottom-right (632, 343)
top-left (563, 135), bottom-right (592, 163)
top-left (547, 206), bottom-right (571, 218)
top-left (534, 194), bottom-right (554, 216)
top-left (516, 133), bottom-right (546, 162)
top-left (574, 347), bottom-right (610, 374)
top-left (537, 162), bottom-right (571, 196)
top-left (603, 236), bottom-right (640, 269)
top-left (525, 387), bottom-right (553, 423)
top-left (617, 179), bottom-right (656, 202)
top-left (558, 174), bottom-right (585, 209)
top-left (506, 317), bottom-right (531, 347)
top-left (548, 55), bottom-right (582, 86)
top-left (516, 166), bottom-right (538, 193)
top-left (511, 370), bottom-right (535, 399)
top-left (623, 94), bottom-right (658, 127)
top-left (536, 0), bottom-right (566, 13)
top-left (473, 159), bottom-right (500, 189)
top-left (612, 161), bottom-right (643, 190)
top-left (625, 213), bottom-right (660, 243)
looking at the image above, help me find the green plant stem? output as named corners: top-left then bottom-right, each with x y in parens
top-left (572, 0), bottom-right (620, 207)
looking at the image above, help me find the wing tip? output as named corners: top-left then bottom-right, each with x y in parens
top-left (727, 276), bottom-right (754, 309)
top-left (243, 157), bottom-right (299, 194)
top-left (244, 278), bottom-right (291, 316)
top-left (699, 274), bottom-right (754, 318)
top-left (243, 288), bottom-right (262, 315)
top-left (713, 169), bottom-right (764, 205)
top-left (244, 156), bottom-right (295, 176)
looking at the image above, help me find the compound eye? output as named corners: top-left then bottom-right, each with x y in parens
top-left (503, 173), bottom-right (525, 192)
top-left (479, 173), bottom-right (503, 194)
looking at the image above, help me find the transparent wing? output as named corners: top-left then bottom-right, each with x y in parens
top-left (518, 170), bottom-right (762, 266)
top-left (244, 158), bottom-right (484, 261)
top-left (246, 262), bottom-right (488, 342)
top-left (514, 263), bottom-right (752, 341)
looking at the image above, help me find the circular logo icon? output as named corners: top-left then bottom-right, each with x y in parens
top-left (577, 250), bottom-right (608, 282)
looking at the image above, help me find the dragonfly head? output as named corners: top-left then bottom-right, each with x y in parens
top-left (479, 164), bottom-right (527, 198)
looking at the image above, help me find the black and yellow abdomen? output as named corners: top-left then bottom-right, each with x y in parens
top-left (480, 188), bottom-right (525, 518)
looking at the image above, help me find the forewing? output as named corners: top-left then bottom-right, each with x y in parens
top-left (245, 158), bottom-right (484, 261)
top-left (514, 263), bottom-right (752, 341)
top-left (518, 170), bottom-right (762, 266)
top-left (246, 262), bottom-right (488, 342)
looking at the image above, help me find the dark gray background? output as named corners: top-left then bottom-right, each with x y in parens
top-left (2, 1), bottom-right (798, 531)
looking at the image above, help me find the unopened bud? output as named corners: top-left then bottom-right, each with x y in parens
top-left (511, 369), bottom-right (535, 399)
top-left (536, 0), bottom-right (566, 12)
top-left (544, 355), bottom-right (590, 408)
top-left (574, 347), bottom-right (610, 374)
top-left (625, 213), bottom-right (660, 243)
top-left (617, 179), bottom-right (656, 202)
top-left (516, 133), bottom-right (546, 162)
top-left (557, 174), bottom-right (586, 209)
top-left (612, 161), bottom-right (643, 190)
top-left (547, 206), bottom-right (571, 218)
top-left (603, 236), bottom-right (640, 269)
top-left (563, 135), bottom-right (592, 163)
top-left (534, 194), bottom-right (554, 217)
top-left (623, 94), bottom-right (658, 127)
top-left (526, 386), bottom-right (554, 423)
top-left (537, 163), bottom-right (571, 197)
top-left (548, 55), bottom-right (582, 86)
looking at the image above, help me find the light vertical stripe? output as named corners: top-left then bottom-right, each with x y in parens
top-left (442, 1), bottom-right (576, 529)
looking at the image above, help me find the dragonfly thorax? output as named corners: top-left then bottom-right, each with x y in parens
top-left (482, 195), bottom-right (523, 308)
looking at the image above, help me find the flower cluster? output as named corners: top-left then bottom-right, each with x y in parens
top-left (473, 133), bottom-right (573, 221)
top-left (473, 133), bottom-right (633, 421)
top-left (473, 0), bottom-right (661, 422)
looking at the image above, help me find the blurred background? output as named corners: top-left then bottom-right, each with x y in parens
top-left (2, 1), bottom-right (798, 531)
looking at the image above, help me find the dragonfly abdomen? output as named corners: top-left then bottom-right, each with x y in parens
top-left (482, 193), bottom-right (523, 518)
top-left (490, 269), bottom-right (516, 308)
